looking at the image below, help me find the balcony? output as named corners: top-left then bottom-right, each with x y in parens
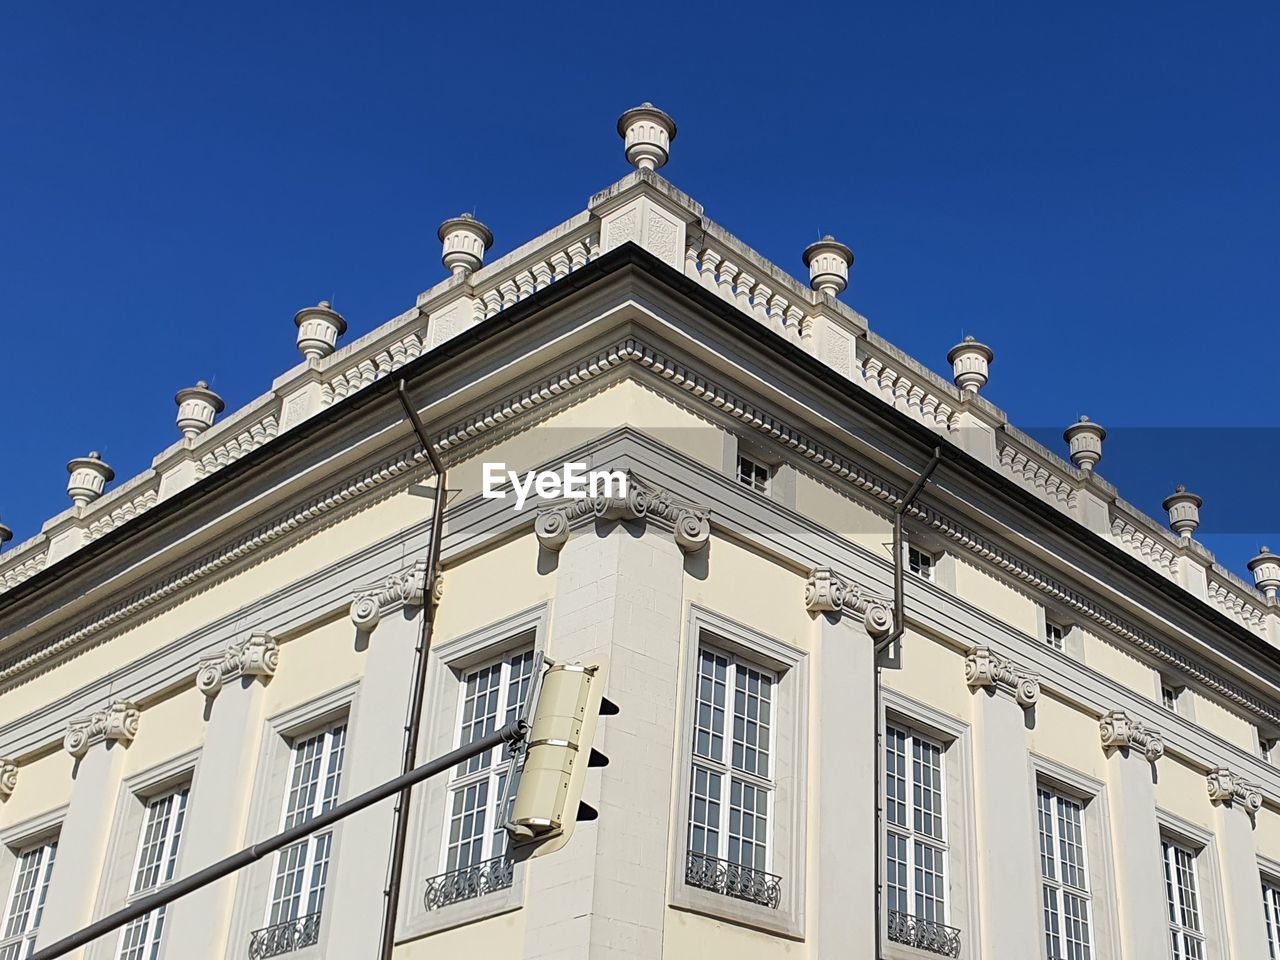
top-left (247, 912), bottom-right (321, 958)
top-left (424, 855), bottom-right (514, 910)
top-left (886, 909), bottom-right (962, 957)
top-left (684, 851), bottom-right (782, 909)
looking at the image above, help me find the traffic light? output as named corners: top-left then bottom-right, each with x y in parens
top-left (505, 657), bottom-right (616, 857)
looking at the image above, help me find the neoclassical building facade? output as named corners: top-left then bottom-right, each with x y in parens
top-left (2, 105), bottom-right (1280, 960)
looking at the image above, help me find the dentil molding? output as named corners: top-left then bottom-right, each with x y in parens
top-left (64, 700), bottom-right (140, 759)
top-left (1098, 709), bottom-right (1165, 763)
top-left (1206, 767), bottom-right (1264, 814)
top-left (195, 632), bottom-right (279, 699)
top-left (803, 567), bottom-right (893, 638)
top-left (533, 471), bottom-right (710, 556)
top-left (0, 760), bottom-right (16, 799)
top-left (964, 646), bottom-right (1040, 709)
top-left (349, 560), bottom-right (431, 632)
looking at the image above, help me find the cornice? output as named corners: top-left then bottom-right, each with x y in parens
top-left (1206, 766), bottom-right (1264, 814)
top-left (1099, 709), bottom-right (1165, 763)
top-left (533, 470), bottom-right (710, 555)
top-left (964, 645), bottom-right (1040, 709)
top-left (348, 560), bottom-right (430, 632)
top-left (803, 567), bottom-right (893, 637)
top-left (64, 700), bottom-right (139, 759)
top-left (195, 631), bottom-right (279, 699)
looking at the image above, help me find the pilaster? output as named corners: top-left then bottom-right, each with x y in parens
top-left (1206, 767), bottom-right (1269, 958)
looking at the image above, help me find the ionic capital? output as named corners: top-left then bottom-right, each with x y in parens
top-left (964, 646), bottom-right (1040, 708)
top-left (349, 560), bottom-right (430, 632)
top-left (533, 471), bottom-right (710, 556)
top-left (1206, 767), bottom-right (1263, 814)
top-left (64, 700), bottom-right (140, 759)
top-left (196, 631), bottom-right (279, 699)
top-left (804, 567), bottom-right (893, 638)
top-left (1099, 709), bottom-right (1164, 763)
top-left (0, 760), bottom-right (16, 799)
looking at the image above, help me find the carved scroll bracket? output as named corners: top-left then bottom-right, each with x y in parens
top-left (1206, 767), bottom-right (1264, 814)
top-left (534, 471), bottom-right (711, 556)
top-left (1099, 709), bottom-right (1165, 763)
top-left (804, 567), bottom-right (894, 638)
top-left (196, 631), bottom-right (279, 699)
top-left (349, 559), bottom-right (431, 632)
top-left (965, 646), bottom-right (1040, 709)
top-left (64, 700), bottom-right (140, 759)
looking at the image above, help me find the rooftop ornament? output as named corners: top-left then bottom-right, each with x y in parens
top-left (438, 213), bottom-right (494, 278)
top-left (1162, 486), bottom-right (1202, 539)
top-left (1064, 416), bottom-right (1106, 472)
top-left (617, 102), bottom-right (677, 171)
top-left (294, 301), bottom-right (348, 362)
top-left (67, 452), bottom-right (115, 508)
top-left (1249, 547), bottom-right (1280, 602)
top-left (175, 381), bottom-right (225, 439)
top-left (802, 236), bottom-right (854, 298)
top-left (0, 517), bottom-right (11, 551)
top-left (947, 336), bottom-right (994, 396)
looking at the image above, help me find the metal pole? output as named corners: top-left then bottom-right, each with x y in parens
top-left (29, 720), bottom-right (526, 960)
top-left (377, 380), bottom-right (449, 960)
top-left (873, 447), bottom-right (941, 958)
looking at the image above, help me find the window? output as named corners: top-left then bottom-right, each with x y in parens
top-left (885, 722), bottom-right (961, 955)
top-left (1162, 685), bottom-right (1179, 714)
top-left (1162, 839), bottom-right (1205, 960)
top-left (1044, 622), bottom-right (1065, 652)
top-left (908, 546), bottom-right (935, 582)
top-left (1265, 879), bottom-right (1280, 958)
top-left (1038, 787), bottom-right (1093, 960)
top-left (426, 647), bottom-right (535, 909)
top-left (684, 645), bottom-right (781, 909)
top-left (1261, 736), bottom-right (1277, 765)
top-left (116, 787), bottom-right (188, 960)
top-left (0, 837), bottom-right (57, 960)
top-left (253, 720), bottom-right (346, 955)
top-left (736, 454), bottom-right (769, 494)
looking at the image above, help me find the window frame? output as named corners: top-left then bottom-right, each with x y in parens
top-left (1156, 812), bottom-right (1227, 960)
top-left (883, 720), bottom-right (950, 930)
top-left (397, 604), bottom-right (549, 940)
top-left (669, 605), bottom-right (807, 939)
top-left (735, 453), bottom-right (771, 495)
top-left (1262, 867), bottom-right (1280, 959)
top-left (1036, 784), bottom-right (1093, 960)
top-left (1162, 837), bottom-right (1206, 959)
top-left (113, 783), bottom-right (190, 960)
top-left (0, 827), bottom-right (59, 960)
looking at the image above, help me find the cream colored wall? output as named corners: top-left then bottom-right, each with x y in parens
top-left (883, 629), bottom-right (972, 724)
top-left (682, 537), bottom-right (811, 653)
top-left (663, 908), bottom-right (802, 958)
top-left (265, 614), bottom-right (366, 715)
top-left (951, 557), bottom-right (1039, 638)
top-left (122, 685), bottom-right (207, 778)
top-left (793, 472), bottom-right (890, 560)
top-left (1192, 694), bottom-right (1256, 755)
top-left (394, 908), bottom-right (525, 958)
top-left (0, 748), bottom-right (67, 833)
top-left (3, 486), bottom-right (426, 731)
top-left (434, 533), bottom-right (554, 644)
top-left (1026, 694), bottom-right (1108, 782)
top-left (1154, 755), bottom-right (1215, 833)
top-left (1081, 629), bottom-right (1156, 702)
top-left (1254, 806), bottom-right (1280, 864)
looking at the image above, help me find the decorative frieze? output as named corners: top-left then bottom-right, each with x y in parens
top-left (196, 632), bottom-right (279, 699)
top-left (348, 560), bottom-right (429, 632)
top-left (964, 646), bottom-right (1039, 708)
top-left (533, 472), bottom-right (710, 555)
top-left (803, 567), bottom-right (893, 638)
top-left (64, 700), bottom-right (140, 759)
top-left (1099, 710), bottom-right (1164, 762)
top-left (0, 760), bottom-right (16, 799)
top-left (1206, 767), bottom-right (1263, 813)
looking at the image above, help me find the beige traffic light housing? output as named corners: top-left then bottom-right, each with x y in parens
top-left (505, 657), bottom-right (613, 858)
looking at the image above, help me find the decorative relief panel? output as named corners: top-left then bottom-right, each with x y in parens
top-left (196, 632), bottom-right (279, 699)
top-left (64, 700), bottom-right (140, 759)
top-left (803, 566), bottom-right (893, 638)
top-left (1098, 709), bottom-right (1164, 762)
top-left (964, 646), bottom-right (1040, 708)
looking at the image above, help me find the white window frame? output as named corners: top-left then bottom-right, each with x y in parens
top-left (883, 721), bottom-right (950, 930)
top-left (1264, 874), bottom-right (1280, 959)
top-left (1044, 621), bottom-right (1066, 652)
top-left (735, 453), bottom-right (771, 495)
top-left (670, 606), bottom-right (807, 938)
top-left (114, 785), bottom-right (189, 960)
top-left (908, 545), bottom-right (936, 583)
top-left (1162, 836), bottom-right (1206, 959)
top-left (1037, 785), bottom-right (1093, 960)
top-left (0, 834), bottom-right (58, 960)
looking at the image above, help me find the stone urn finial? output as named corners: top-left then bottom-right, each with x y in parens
top-left (438, 214), bottom-right (494, 278)
top-left (174, 381), bottom-right (225, 439)
top-left (1162, 486), bottom-right (1202, 539)
top-left (0, 517), bottom-right (12, 551)
top-left (802, 236), bottom-right (855, 297)
top-left (294, 301), bottom-right (347, 362)
top-left (67, 452), bottom-right (115, 507)
top-left (1249, 547), bottom-right (1280, 602)
top-left (617, 103), bottom-right (677, 171)
top-left (1064, 416), bottom-right (1106, 471)
top-left (947, 336), bottom-right (994, 396)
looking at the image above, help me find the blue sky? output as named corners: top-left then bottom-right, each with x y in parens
top-left (2, 3), bottom-right (1277, 576)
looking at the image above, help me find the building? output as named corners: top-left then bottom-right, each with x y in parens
top-left (2, 103), bottom-right (1280, 960)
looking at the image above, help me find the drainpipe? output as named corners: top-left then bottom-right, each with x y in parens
top-left (378, 380), bottom-right (448, 960)
top-left (872, 447), bottom-right (941, 957)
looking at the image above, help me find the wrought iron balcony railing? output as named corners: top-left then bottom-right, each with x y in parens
top-left (424, 855), bottom-right (514, 910)
top-left (247, 912), bottom-right (322, 958)
top-left (684, 850), bottom-right (782, 909)
top-left (886, 909), bottom-right (962, 957)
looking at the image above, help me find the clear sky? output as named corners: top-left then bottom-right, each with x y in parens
top-left (2, 3), bottom-right (1277, 577)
